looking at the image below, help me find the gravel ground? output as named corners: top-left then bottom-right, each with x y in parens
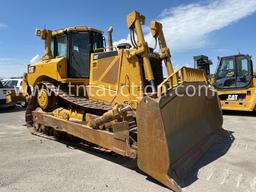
top-left (0, 107), bottom-right (255, 192)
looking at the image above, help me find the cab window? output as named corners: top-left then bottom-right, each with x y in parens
top-left (237, 57), bottom-right (250, 77)
top-left (69, 32), bottom-right (90, 78)
top-left (92, 32), bottom-right (104, 53)
top-left (51, 40), bottom-right (54, 57)
top-left (236, 57), bottom-right (252, 88)
top-left (217, 58), bottom-right (235, 79)
top-left (56, 36), bottom-right (67, 57)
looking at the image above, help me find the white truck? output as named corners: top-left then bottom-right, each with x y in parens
top-left (0, 80), bottom-right (16, 108)
top-left (2, 79), bottom-right (23, 92)
top-left (0, 81), bottom-right (5, 105)
top-left (2, 78), bottom-right (26, 107)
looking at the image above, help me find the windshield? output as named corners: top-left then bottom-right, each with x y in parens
top-left (0, 81), bottom-right (3, 88)
top-left (3, 80), bottom-right (18, 88)
top-left (215, 56), bottom-right (252, 89)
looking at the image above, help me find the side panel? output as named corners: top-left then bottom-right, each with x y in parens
top-left (27, 58), bottom-right (67, 86)
top-left (88, 51), bottom-right (122, 104)
top-left (88, 50), bottom-right (143, 108)
top-left (113, 52), bottom-right (143, 109)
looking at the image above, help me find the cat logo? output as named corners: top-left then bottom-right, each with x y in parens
top-left (227, 94), bottom-right (238, 101)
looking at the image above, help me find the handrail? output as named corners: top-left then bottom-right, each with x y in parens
top-left (157, 67), bottom-right (208, 97)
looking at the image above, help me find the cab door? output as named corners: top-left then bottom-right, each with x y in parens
top-left (215, 57), bottom-right (236, 89)
top-left (235, 56), bottom-right (253, 88)
top-left (69, 32), bottom-right (90, 78)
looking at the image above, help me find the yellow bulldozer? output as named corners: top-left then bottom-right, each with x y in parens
top-left (213, 54), bottom-right (256, 111)
top-left (23, 11), bottom-right (223, 191)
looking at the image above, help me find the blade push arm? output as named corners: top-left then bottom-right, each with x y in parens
top-left (126, 11), bottom-right (156, 92)
top-left (150, 21), bottom-right (174, 76)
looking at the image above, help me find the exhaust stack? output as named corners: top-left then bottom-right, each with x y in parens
top-left (107, 26), bottom-right (113, 51)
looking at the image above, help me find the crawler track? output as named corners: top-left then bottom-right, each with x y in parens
top-left (26, 81), bottom-right (112, 133)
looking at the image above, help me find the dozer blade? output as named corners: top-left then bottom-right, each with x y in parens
top-left (136, 84), bottom-right (223, 192)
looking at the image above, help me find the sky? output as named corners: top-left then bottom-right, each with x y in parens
top-left (0, 0), bottom-right (256, 78)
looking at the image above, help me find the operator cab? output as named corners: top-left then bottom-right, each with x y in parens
top-left (51, 27), bottom-right (104, 78)
top-left (214, 54), bottom-right (253, 89)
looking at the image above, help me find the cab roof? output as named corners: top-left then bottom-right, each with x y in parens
top-left (52, 26), bottom-right (102, 36)
top-left (220, 54), bottom-right (250, 59)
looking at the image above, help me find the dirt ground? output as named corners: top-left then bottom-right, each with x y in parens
top-left (0, 107), bottom-right (255, 192)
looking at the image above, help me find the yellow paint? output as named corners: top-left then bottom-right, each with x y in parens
top-left (27, 57), bottom-right (67, 86)
top-left (37, 89), bottom-right (49, 110)
top-left (24, 11), bottom-right (210, 112)
top-left (53, 108), bottom-right (84, 122)
top-left (88, 50), bottom-right (143, 109)
top-left (217, 79), bottom-right (256, 111)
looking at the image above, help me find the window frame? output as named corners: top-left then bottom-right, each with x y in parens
top-left (215, 55), bottom-right (253, 90)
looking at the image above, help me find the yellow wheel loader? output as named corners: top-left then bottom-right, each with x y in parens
top-left (213, 54), bottom-right (256, 111)
top-left (24, 11), bottom-right (223, 191)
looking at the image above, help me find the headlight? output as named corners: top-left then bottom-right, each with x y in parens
top-left (28, 65), bottom-right (36, 73)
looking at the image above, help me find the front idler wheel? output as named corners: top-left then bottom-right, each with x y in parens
top-left (37, 87), bottom-right (57, 111)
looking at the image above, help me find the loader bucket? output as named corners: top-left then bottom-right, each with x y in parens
top-left (136, 83), bottom-right (223, 192)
